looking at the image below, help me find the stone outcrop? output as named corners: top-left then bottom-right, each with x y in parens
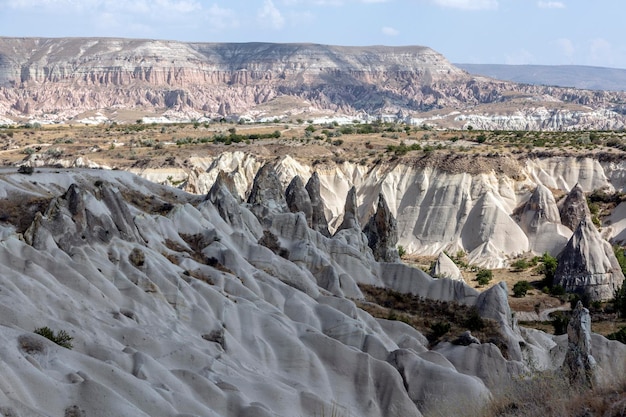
top-left (335, 186), bottom-right (360, 233)
top-left (247, 163), bottom-right (288, 223)
top-left (305, 172), bottom-right (331, 238)
top-left (363, 193), bottom-right (400, 263)
top-left (554, 217), bottom-right (625, 301)
top-left (430, 252), bottom-right (463, 280)
top-left (563, 301), bottom-right (596, 386)
top-left (518, 184), bottom-right (572, 256)
top-left (558, 184), bottom-right (591, 232)
top-left (285, 175), bottom-right (313, 228)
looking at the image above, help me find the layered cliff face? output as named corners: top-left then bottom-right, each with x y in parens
top-left (1, 37), bottom-right (626, 129)
top-left (133, 152), bottom-right (626, 270)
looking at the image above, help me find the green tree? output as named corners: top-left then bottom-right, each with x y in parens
top-left (541, 252), bottom-right (558, 284)
top-left (615, 283), bottom-right (626, 318)
top-left (513, 281), bottom-right (532, 298)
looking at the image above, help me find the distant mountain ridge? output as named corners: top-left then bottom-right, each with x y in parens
top-left (456, 63), bottom-right (626, 92)
top-left (2, 37), bottom-right (626, 130)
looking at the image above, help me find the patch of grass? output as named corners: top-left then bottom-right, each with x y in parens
top-left (34, 326), bottom-right (73, 349)
top-left (357, 284), bottom-right (506, 354)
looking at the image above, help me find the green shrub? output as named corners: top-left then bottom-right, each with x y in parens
top-left (34, 327), bottom-right (73, 349)
top-left (551, 312), bottom-right (569, 335)
top-left (475, 269), bottom-right (493, 286)
top-left (430, 321), bottom-right (451, 339)
top-left (614, 283), bottom-right (626, 318)
top-left (607, 327), bottom-right (626, 344)
top-left (397, 245), bottom-right (406, 258)
top-left (541, 253), bottom-right (558, 282)
top-left (511, 259), bottom-right (530, 271)
top-left (513, 281), bottom-right (532, 298)
top-left (17, 165), bottom-right (34, 175)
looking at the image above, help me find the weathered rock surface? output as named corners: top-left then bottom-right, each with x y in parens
top-left (285, 175), bottom-right (313, 227)
top-left (335, 186), bottom-right (360, 233)
top-left (2, 38), bottom-right (626, 130)
top-left (305, 172), bottom-right (331, 238)
top-left (559, 183), bottom-right (591, 232)
top-left (0, 167), bottom-right (625, 417)
top-left (517, 184), bottom-right (572, 256)
top-left (554, 217), bottom-right (625, 300)
top-left (184, 152), bottom-right (626, 270)
top-left (247, 163), bottom-right (288, 223)
top-left (363, 193), bottom-right (400, 263)
top-left (563, 301), bottom-right (596, 386)
top-left (430, 252), bottom-right (464, 281)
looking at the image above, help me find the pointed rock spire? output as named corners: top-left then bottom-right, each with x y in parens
top-left (363, 193), bottom-right (400, 262)
top-left (305, 172), bottom-right (330, 237)
top-left (335, 186), bottom-right (360, 233)
top-left (559, 183), bottom-right (590, 231)
top-left (207, 170), bottom-right (246, 228)
top-left (563, 301), bottom-right (596, 386)
top-left (554, 217), bottom-right (625, 301)
top-left (247, 163), bottom-right (288, 223)
top-left (519, 184), bottom-right (572, 256)
top-left (430, 252), bottom-right (463, 280)
top-left (285, 175), bottom-right (313, 227)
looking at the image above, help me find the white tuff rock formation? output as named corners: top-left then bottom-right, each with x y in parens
top-left (0, 168), bottom-right (624, 416)
top-left (555, 217), bottom-right (626, 300)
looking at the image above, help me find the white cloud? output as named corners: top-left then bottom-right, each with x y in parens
top-left (258, 0), bottom-right (285, 30)
top-left (381, 26), bottom-right (399, 36)
top-left (431, 0), bottom-right (497, 10)
top-left (205, 4), bottom-right (239, 31)
top-left (589, 38), bottom-right (614, 66)
top-left (537, 1), bottom-right (565, 9)
top-left (505, 49), bottom-right (534, 65)
top-left (555, 38), bottom-right (575, 60)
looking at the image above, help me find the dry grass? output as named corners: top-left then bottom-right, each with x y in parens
top-left (357, 284), bottom-right (507, 354)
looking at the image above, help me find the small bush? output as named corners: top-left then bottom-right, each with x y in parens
top-left (607, 327), bottom-right (626, 344)
top-left (34, 326), bottom-right (73, 349)
top-left (476, 269), bottom-right (493, 286)
top-left (17, 165), bottom-right (34, 175)
top-left (551, 312), bottom-right (569, 335)
top-left (613, 283), bottom-right (626, 318)
top-left (511, 258), bottom-right (530, 271)
top-left (513, 281), bottom-right (532, 298)
top-left (430, 321), bottom-right (451, 340)
top-left (397, 245), bottom-right (406, 258)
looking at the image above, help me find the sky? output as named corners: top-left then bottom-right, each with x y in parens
top-left (1, 0), bottom-right (625, 69)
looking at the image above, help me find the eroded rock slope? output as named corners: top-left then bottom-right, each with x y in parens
top-left (1, 167), bottom-right (624, 416)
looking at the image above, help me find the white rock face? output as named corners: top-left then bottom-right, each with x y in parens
top-left (148, 152), bottom-right (626, 268)
top-left (431, 252), bottom-right (464, 281)
top-left (0, 167), bottom-right (624, 416)
top-left (555, 217), bottom-right (626, 301)
top-left (518, 184), bottom-right (572, 256)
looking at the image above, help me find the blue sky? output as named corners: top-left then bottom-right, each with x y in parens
top-left (1, 0), bottom-right (625, 68)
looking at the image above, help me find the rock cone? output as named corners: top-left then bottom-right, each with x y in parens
top-left (247, 163), bottom-right (288, 223)
top-left (518, 184), bottom-right (572, 256)
top-left (335, 186), bottom-right (360, 233)
top-left (285, 175), bottom-right (313, 228)
top-left (430, 252), bottom-right (463, 280)
top-left (559, 183), bottom-right (590, 231)
top-left (554, 217), bottom-right (625, 301)
top-left (563, 301), bottom-right (596, 386)
top-left (363, 193), bottom-right (400, 263)
top-left (305, 172), bottom-right (331, 237)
